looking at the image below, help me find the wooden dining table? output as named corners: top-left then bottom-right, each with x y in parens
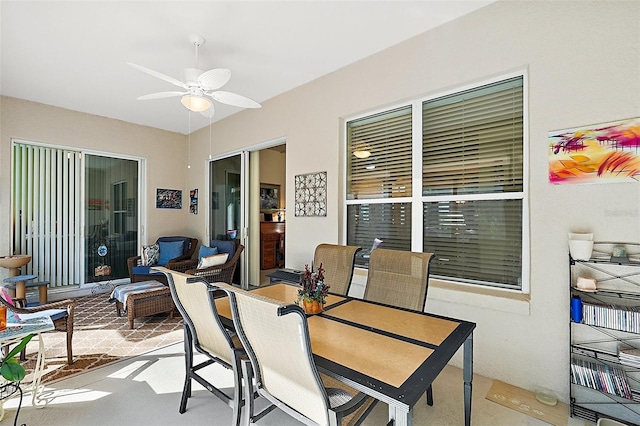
top-left (215, 283), bottom-right (476, 426)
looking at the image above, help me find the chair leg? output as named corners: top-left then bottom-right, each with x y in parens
top-left (426, 384), bottom-right (434, 406)
top-left (231, 353), bottom-right (243, 426)
top-left (66, 328), bottom-right (73, 365)
top-left (179, 326), bottom-right (193, 414)
top-left (241, 359), bottom-right (255, 425)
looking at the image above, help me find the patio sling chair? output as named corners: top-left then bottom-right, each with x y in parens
top-left (363, 248), bottom-right (435, 406)
top-left (163, 269), bottom-right (244, 426)
top-left (0, 288), bottom-right (76, 365)
top-left (229, 290), bottom-right (376, 426)
top-left (313, 244), bottom-right (362, 296)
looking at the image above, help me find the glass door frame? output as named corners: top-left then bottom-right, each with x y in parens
top-left (207, 151), bottom-right (250, 289)
top-left (80, 150), bottom-right (144, 288)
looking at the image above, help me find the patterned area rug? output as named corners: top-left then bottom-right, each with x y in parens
top-left (20, 292), bottom-right (183, 384)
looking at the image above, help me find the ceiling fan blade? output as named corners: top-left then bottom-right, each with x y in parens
top-left (127, 62), bottom-right (188, 90)
top-left (137, 91), bottom-right (187, 100)
top-left (197, 68), bottom-right (231, 91)
top-left (209, 91), bottom-right (261, 108)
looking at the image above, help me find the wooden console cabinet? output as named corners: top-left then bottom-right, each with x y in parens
top-left (260, 222), bottom-right (285, 270)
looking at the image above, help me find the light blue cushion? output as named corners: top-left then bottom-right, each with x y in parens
top-left (158, 240), bottom-right (184, 266)
top-left (199, 245), bottom-right (219, 261)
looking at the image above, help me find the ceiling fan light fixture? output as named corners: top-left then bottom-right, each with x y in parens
top-left (181, 95), bottom-right (211, 112)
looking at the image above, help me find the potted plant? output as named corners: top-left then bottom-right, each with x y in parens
top-left (1, 334), bottom-right (32, 384)
top-left (297, 263), bottom-right (329, 314)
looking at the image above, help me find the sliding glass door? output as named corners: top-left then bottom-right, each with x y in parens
top-left (12, 142), bottom-right (140, 288)
top-left (85, 155), bottom-right (139, 283)
top-left (209, 153), bottom-right (249, 287)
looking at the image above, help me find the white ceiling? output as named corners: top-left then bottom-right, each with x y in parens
top-left (1, 1), bottom-right (494, 135)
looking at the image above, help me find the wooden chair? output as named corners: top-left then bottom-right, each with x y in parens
top-left (0, 289), bottom-right (76, 365)
top-left (363, 248), bottom-right (435, 405)
top-left (163, 270), bottom-right (244, 426)
top-left (313, 244), bottom-right (361, 296)
top-left (229, 289), bottom-right (376, 426)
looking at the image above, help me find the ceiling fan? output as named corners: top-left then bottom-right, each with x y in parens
top-left (128, 34), bottom-right (261, 118)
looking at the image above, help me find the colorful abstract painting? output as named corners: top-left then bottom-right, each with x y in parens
top-left (549, 117), bottom-right (640, 184)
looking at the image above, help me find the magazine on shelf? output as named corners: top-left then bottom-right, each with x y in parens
top-left (618, 346), bottom-right (640, 368)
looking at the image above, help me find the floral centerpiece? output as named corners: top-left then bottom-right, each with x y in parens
top-left (297, 263), bottom-right (329, 314)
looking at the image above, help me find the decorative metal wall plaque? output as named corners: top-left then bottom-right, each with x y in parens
top-left (294, 171), bottom-right (327, 217)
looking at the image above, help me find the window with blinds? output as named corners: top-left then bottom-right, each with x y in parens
top-left (346, 106), bottom-right (412, 200)
top-left (345, 74), bottom-right (526, 290)
top-left (423, 77), bottom-right (524, 289)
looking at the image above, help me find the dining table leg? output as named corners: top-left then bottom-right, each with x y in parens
top-left (463, 332), bottom-right (473, 426)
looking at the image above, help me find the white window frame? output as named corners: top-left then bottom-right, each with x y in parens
top-left (343, 70), bottom-right (530, 294)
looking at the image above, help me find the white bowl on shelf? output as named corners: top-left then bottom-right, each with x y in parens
top-left (568, 232), bottom-right (593, 241)
top-left (569, 240), bottom-right (594, 260)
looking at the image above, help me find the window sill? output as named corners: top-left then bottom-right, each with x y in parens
top-left (350, 268), bottom-right (530, 315)
top-left (429, 278), bottom-right (531, 315)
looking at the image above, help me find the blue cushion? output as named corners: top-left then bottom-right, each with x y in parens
top-left (157, 237), bottom-right (191, 255)
top-left (199, 245), bottom-right (219, 261)
top-left (210, 240), bottom-right (236, 258)
top-left (132, 265), bottom-right (150, 274)
top-left (158, 240), bottom-right (184, 266)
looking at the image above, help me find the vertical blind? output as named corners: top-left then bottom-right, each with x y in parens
top-left (13, 143), bottom-right (82, 287)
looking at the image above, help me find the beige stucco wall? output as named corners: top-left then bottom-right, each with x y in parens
top-left (0, 0), bottom-right (638, 403)
top-left (0, 96), bottom-right (188, 273)
top-left (184, 0), bottom-right (640, 399)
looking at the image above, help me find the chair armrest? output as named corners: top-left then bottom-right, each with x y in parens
top-left (166, 258), bottom-right (198, 273)
top-left (6, 298), bottom-right (76, 316)
top-left (185, 260), bottom-right (236, 284)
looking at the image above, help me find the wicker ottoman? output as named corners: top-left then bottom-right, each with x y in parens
top-left (110, 281), bottom-right (175, 329)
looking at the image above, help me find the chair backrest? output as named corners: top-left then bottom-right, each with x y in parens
top-left (157, 236), bottom-right (198, 258)
top-left (363, 248), bottom-right (434, 312)
top-left (209, 240), bottom-right (236, 258)
top-left (313, 244), bottom-right (361, 296)
top-left (230, 291), bottom-right (331, 426)
top-left (165, 270), bottom-right (236, 366)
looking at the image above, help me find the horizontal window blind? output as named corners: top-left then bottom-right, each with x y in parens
top-left (347, 106), bottom-right (412, 199)
top-left (345, 74), bottom-right (525, 289)
top-left (423, 199), bottom-right (523, 288)
top-left (422, 77), bottom-right (523, 196)
top-left (347, 203), bottom-right (411, 266)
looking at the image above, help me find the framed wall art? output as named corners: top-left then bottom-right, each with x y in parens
top-left (156, 188), bottom-right (182, 209)
top-left (189, 188), bottom-right (198, 214)
top-left (260, 184), bottom-right (280, 211)
top-left (548, 117), bottom-right (640, 185)
top-left (295, 171), bottom-right (327, 217)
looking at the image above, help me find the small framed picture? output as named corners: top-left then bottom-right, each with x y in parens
top-left (260, 183), bottom-right (280, 211)
top-left (156, 188), bottom-right (182, 209)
